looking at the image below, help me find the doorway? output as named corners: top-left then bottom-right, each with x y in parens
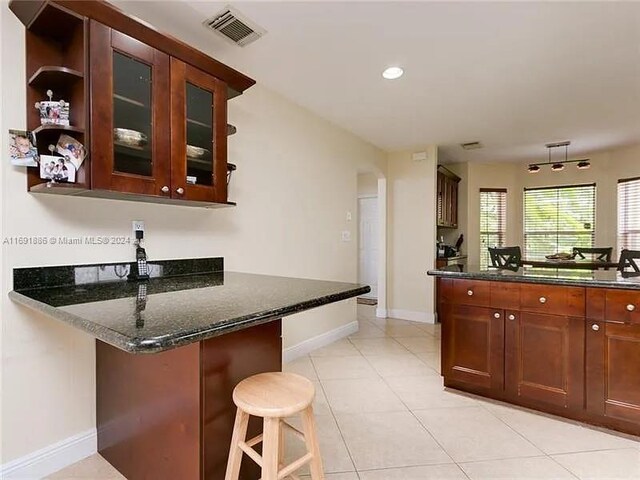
top-left (358, 196), bottom-right (378, 299)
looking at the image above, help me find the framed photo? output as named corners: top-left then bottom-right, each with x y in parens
top-left (39, 155), bottom-right (76, 183)
top-left (55, 134), bottom-right (86, 170)
top-left (35, 100), bottom-right (70, 126)
top-left (9, 129), bottom-right (38, 167)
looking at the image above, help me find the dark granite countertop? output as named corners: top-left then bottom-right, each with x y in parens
top-left (428, 264), bottom-right (640, 290)
top-left (10, 258), bottom-right (369, 354)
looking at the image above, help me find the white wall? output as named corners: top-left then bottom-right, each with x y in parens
top-left (0, 3), bottom-right (385, 465)
top-left (452, 144), bottom-right (640, 265)
top-left (386, 148), bottom-right (437, 322)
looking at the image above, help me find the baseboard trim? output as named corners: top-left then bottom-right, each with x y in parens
top-left (283, 320), bottom-right (358, 363)
top-left (1, 428), bottom-right (96, 479)
top-left (387, 309), bottom-right (436, 324)
top-left (375, 308), bottom-right (388, 318)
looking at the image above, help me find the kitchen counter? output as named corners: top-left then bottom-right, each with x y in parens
top-left (430, 263), bottom-right (640, 439)
top-left (10, 257), bottom-right (369, 480)
top-left (428, 263), bottom-right (640, 290)
top-left (10, 257), bottom-right (369, 353)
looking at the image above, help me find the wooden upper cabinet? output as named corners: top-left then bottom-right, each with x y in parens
top-left (90, 22), bottom-right (171, 196)
top-left (436, 166), bottom-right (461, 228)
top-left (10, 0), bottom-right (255, 207)
top-left (170, 60), bottom-right (227, 203)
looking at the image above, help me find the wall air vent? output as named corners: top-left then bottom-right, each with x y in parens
top-left (203, 6), bottom-right (266, 47)
top-left (460, 141), bottom-right (483, 150)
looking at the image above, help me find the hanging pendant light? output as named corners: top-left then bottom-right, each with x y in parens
top-left (526, 141), bottom-right (591, 173)
top-left (577, 160), bottom-right (591, 170)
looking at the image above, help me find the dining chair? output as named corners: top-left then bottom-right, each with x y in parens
top-left (489, 246), bottom-right (522, 269)
top-left (618, 249), bottom-right (640, 273)
top-left (572, 247), bottom-right (613, 262)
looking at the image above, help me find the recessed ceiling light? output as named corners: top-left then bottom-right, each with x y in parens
top-left (382, 66), bottom-right (404, 80)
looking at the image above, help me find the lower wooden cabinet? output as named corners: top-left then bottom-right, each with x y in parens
top-left (438, 277), bottom-right (640, 436)
top-left (586, 321), bottom-right (640, 425)
top-left (505, 311), bottom-right (584, 410)
top-left (442, 304), bottom-right (504, 392)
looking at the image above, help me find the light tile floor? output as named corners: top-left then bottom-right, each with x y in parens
top-left (48, 305), bottom-right (640, 479)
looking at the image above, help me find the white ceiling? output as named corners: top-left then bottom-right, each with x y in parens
top-left (116, 1), bottom-right (640, 163)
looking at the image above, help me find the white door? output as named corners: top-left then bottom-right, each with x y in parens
top-left (358, 197), bottom-right (378, 298)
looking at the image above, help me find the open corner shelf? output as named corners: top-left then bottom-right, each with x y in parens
top-left (29, 182), bottom-right (89, 196)
top-left (33, 124), bottom-right (84, 135)
top-left (28, 66), bottom-right (84, 89)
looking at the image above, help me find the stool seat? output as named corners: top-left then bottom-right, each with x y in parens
top-left (233, 372), bottom-right (314, 417)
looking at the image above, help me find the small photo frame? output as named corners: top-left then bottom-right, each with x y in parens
top-left (39, 154), bottom-right (76, 183)
top-left (9, 129), bottom-right (38, 167)
top-left (55, 134), bottom-right (86, 170)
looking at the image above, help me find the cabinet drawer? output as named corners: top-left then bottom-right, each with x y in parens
top-left (604, 289), bottom-right (640, 324)
top-left (519, 284), bottom-right (585, 317)
top-left (452, 279), bottom-right (491, 307)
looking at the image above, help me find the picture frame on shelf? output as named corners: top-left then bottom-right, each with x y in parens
top-left (39, 154), bottom-right (76, 183)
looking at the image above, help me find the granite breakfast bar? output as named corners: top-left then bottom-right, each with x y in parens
top-left (10, 258), bottom-right (369, 480)
top-left (428, 265), bottom-right (640, 438)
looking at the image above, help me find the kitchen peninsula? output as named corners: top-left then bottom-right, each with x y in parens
top-left (428, 265), bottom-right (640, 438)
top-left (10, 258), bottom-right (369, 480)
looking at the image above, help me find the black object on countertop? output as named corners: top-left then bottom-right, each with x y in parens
top-left (10, 257), bottom-right (370, 354)
top-left (428, 263), bottom-right (640, 290)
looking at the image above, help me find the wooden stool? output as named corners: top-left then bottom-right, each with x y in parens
top-left (224, 372), bottom-right (325, 480)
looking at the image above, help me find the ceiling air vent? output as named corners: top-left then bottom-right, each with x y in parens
top-left (460, 141), bottom-right (483, 150)
top-left (204, 6), bottom-right (266, 47)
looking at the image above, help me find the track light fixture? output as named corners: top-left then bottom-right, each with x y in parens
top-left (526, 141), bottom-right (591, 173)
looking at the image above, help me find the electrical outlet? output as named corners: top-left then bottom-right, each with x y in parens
top-left (341, 230), bottom-right (351, 242)
top-left (132, 220), bottom-right (144, 238)
top-left (346, 211), bottom-right (352, 221)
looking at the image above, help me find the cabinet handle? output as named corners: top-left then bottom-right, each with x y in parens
top-left (539, 296), bottom-right (547, 304)
top-left (508, 314), bottom-right (515, 321)
top-left (176, 187), bottom-right (185, 195)
top-left (161, 185), bottom-right (169, 193)
top-left (627, 304), bottom-right (636, 312)
top-left (467, 290), bottom-right (474, 296)
top-left (592, 324), bottom-right (600, 331)
top-left (494, 312), bottom-right (501, 319)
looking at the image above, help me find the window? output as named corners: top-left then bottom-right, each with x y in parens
top-left (480, 189), bottom-right (507, 269)
top-left (618, 177), bottom-right (640, 252)
top-left (524, 184), bottom-right (596, 260)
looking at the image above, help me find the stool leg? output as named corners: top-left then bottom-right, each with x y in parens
top-left (261, 417), bottom-right (281, 480)
top-left (301, 406), bottom-right (324, 480)
top-left (225, 408), bottom-right (249, 480)
top-left (278, 419), bottom-right (285, 469)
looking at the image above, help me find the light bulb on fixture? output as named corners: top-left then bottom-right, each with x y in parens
top-left (528, 165), bottom-right (540, 174)
top-left (577, 160), bottom-right (591, 170)
top-left (551, 163), bottom-right (565, 172)
top-left (382, 66), bottom-right (404, 80)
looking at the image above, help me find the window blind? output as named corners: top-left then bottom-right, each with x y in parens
top-left (480, 189), bottom-right (507, 269)
top-left (618, 177), bottom-right (640, 252)
top-left (523, 184), bottom-right (596, 260)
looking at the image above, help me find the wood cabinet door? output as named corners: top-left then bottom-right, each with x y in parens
top-left (586, 321), bottom-right (640, 424)
top-left (436, 171), bottom-right (445, 226)
top-left (442, 304), bottom-right (504, 392)
top-left (505, 311), bottom-right (584, 410)
top-left (171, 59), bottom-right (228, 203)
top-left (90, 21), bottom-right (171, 196)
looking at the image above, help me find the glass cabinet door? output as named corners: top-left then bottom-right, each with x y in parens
top-left (171, 59), bottom-right (227, 203)
top-left (90, 22), bottom-right (170, 195)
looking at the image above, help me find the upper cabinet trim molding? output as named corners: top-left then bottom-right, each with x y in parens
top-left (9, 0), bottom-right (255, 97)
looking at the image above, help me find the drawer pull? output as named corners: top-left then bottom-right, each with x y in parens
top-left (627, 304), bottom-right (636, 312)
top-left (592, 324), bottom-right (600, 331)
top-left (494, 312), bottom-right (501, 319)
top-left (508, 314), bottom-right (516, 321)
top-left (539, 296), bottom-right (547, 304)
top-left (467, 290), bottom-right (474, 296)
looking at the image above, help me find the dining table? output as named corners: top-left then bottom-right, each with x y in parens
top-left (519, 258), bottom-right (619, 269)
